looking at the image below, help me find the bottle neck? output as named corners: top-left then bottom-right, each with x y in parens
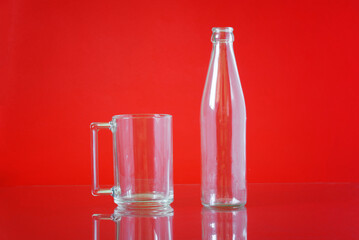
top-left (211, 39), bottom-right (235, 60)
top-left (209, 28), bottom-right (238, 82)
top-left (212, 41), bottom-right (234, 50)
top-left (211, 42), bottom-right (234, 60)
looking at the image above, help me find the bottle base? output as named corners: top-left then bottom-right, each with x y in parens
top-left (202, 202), bottom-right (246, 209)
top-left (202, 197), bottom-right (246, 209)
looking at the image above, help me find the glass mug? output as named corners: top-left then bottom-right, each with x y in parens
top-left (91, 114), bottom-right (173, 210)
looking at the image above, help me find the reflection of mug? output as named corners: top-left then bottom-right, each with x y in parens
top-left (93, 207), bottom-right (173, 240)
top-left (90, 114), bottom-right (173, 209)
top-left (202, 207), bottom-right (247, 240)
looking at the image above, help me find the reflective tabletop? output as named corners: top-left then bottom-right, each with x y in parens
top-left (1, 184), bottom-right (358, 239)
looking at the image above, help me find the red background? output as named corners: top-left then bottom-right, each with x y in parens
top-left (1, 0), bottom-right (358, 186)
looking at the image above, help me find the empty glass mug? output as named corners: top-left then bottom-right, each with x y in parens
top-left (91, 114), bottom-right (173, 209)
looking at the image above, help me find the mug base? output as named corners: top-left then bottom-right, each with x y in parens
top-left (114, 193), bottom-right (173, 214)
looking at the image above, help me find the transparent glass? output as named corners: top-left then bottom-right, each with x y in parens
top-left (91, 114), bottom-right (173, 210)
top-left (202, 207), bottom-right (247, 239)
top-left (93, 207), bottom-right (173, 240)
top-left (201, 27), bottom-right (247, 207)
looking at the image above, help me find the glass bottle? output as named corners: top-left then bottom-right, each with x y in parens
top-left (201, 27), bottom-right (247, 207)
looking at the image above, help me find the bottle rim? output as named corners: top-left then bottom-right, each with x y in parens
top-left (212, 27), bottom-right (233, 33)
top-left (211, 27), bottom-right (234, 43)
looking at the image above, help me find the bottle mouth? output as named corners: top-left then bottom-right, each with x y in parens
top-left (211, 27), bottom-right (234, 43)
top-left (212, 27), bottom-right (233, 33)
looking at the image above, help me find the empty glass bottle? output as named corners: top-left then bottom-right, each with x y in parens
top-left (201, 27), bottom-right (246, 207)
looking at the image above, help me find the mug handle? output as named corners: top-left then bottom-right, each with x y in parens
top-left (90, 122), bottom-right (113, 196)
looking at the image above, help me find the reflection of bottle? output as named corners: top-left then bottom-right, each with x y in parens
top-left (201, 27), bottom-right (246, 207)
top-left (202, 207), bottom-right (247, 240)
top-left (93, 207), bottom-right (173, 240)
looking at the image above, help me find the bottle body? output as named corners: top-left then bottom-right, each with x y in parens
top-left (201, 27), bottom-right (246, 207)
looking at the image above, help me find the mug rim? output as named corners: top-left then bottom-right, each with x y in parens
top-left (112, 114), bottom-right (172, 120)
